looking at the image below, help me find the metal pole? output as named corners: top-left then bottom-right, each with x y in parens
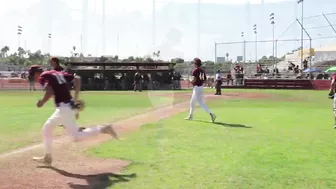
top-left (197, 0), bottom-right (200, 57)
top-left (80, 34), bottom-right (83, 54)
top-left (322, 13), bottom-right (336, 35)
top-left (102, 0), bottom-right (105, 55)
top-left (272, 24), bottom-right (275, 69)
top-left (275, 40), bottom-right (278, 63)
top-left (18, 34), bottom-right (21, 49)
top-left (255, 34), bottom-right (257, 62)
top-left (152, 0), bottom-right (156, 48)
top-left (117, 34), bottom-right (120, 55)
top-left (48, 38), bottom-right (50, 54)
top-left (309, 38), bottom-right (312, 68)
top-left (214, 43), bottom-right (217, 63)
top-left (243, 40), bottom-right (246, 63)
top-left (300, 1), bottom-right (304, 68)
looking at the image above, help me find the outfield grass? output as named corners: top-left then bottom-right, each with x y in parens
top-left (89, 89), bottom-right (336, 189)
top-left (0, 91), bottom-right (182, 153)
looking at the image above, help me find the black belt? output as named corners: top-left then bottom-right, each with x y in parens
top-left (56, 100), bottom-right (72, 107)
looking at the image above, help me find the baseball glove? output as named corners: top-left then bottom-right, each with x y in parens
top-left (71, 100), bottom-right (86, 111)
top-left (328, 92), bottom-right (334, 99)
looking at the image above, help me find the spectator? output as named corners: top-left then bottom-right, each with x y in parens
top-left (172, 71), bottom-right (179, 90)
top-left (265, 67), bottom-right (270, 73)
top-left (294, 65), bottom-right (299, 73)
top-left (288, 62), bottom-right (294, 71)
top-left (226, 71), bottom-right (233, 85)
top-left (234, 64), bottom-right (240, 73)
top-left (273, 67), bottom-right (279, 74)
top-left (28, 71), bottom-right (35, 91)
top-left (240, 66), bottom-right (244, 73)
top-left (134, 72), bottom-right (142, 92)
top-left (257, 64), bottom-right (262, 73)
top-left (303, 59), bottom-right (308, 70)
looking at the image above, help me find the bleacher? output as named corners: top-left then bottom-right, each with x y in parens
top-left (243, 79), bottom-right (314, 89)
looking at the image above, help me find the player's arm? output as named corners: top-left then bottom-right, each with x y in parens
top-left (330, 78), bottom-right (336, 93)
top-left (37, 86), bottom-right (54, 107)
top-left (191, 70), bottom-right (197, 84)
top-left (72, 75), bottom-right (81, 101)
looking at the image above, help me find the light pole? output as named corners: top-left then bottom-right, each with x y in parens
top-left (241, 32), bottom-right (246, 63)
top-left (253, 24), bottom-right (257, 62)
top-left (270, 13), bottom-right (275, 68)
top-left (102, 0), bottom-right (106, 55)
top-left (197, 0), bottom-right (201, 57)
top-left (17, 26), bottom-right (22, 49)
top-left (152, 0), bottom-right (156, 48)
top-left (297, 0), bottom-right (304, 68)
top-left (117, 34), bottom-right (120, 56)
top-left (48, 33), bottom-right (52, 54)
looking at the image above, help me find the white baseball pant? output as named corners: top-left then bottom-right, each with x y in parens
top-left (42, 102), bottom-right (103, 154)
top-left (189, 86), bottom-right (212, 116)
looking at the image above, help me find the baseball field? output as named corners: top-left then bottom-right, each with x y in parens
top-left (1, 89), bottom-right (336, 188)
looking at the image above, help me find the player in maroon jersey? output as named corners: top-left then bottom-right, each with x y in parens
top-left (185, 58), bottom-right (216, 122)
top-left (33, 70), bottom-right (118, 166)
top-left (50, 57), bottom-right (64, 71)
top-left (329, 73), bottom-right (336, 128)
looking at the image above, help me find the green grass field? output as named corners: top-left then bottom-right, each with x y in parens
top-left (0, 90), bottom-right (182, 153)
top-left (87, 89), bottom-right (336, 189)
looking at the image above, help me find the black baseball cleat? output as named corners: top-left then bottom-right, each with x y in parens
top-left (101, 124), bottom-right (119, 140)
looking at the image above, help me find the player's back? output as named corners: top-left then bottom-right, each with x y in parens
top-left (39, 70), bottom-right (74, 104)
top-left (193, 68), bottom-right (206, 86)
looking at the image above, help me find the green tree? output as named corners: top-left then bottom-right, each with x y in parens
top-left (17, 47), bottom-right (26, 57)
top-left (128, 56), bottom-right (135, 61)
top-left (171, 58), bottom-right (184, 63)
top-left (0, 46), bottom-right (9, 57)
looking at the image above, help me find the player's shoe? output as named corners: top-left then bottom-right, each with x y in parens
top-left (101, 124), bottom-right (119, 140)
top-left (210, 113), bottom-right (216, 123)
top-left (333, 125), bottom-right (336, 129)
top-left (185, 115), bottom-right (193, 120)
top-left (33, 154), bottom-right (52, 166)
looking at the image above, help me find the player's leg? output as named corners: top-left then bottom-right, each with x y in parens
top-left (195, 86), bottom-right (216, 122)
top-left (185, 87), bottom-right (197, 120)
top-left (29, 81), bottom-right (33, 91)
top-left (61, 108), bottom-right (118, 141)
top-left (33, 109), bottom-right (62, 165)
top-left (333, 98), bottom-right (336, 128)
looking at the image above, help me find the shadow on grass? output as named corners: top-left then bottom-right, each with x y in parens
top-left (193, 120), bottom-right (252, 128)
top-left (37, 166), bottom-right (136, 189)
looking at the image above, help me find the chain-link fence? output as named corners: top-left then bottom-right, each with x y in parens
top-left (214, 13), bottom-right (336, 79)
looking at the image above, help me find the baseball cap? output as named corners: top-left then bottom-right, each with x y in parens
top-left (193, 58), bottom-right (202, 66)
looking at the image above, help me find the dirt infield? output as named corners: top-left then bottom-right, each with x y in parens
top-left (0, 92), bottom-right (267, 189)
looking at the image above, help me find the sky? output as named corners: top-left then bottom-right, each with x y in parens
top-left (0, 0), bottom-right (335, 61)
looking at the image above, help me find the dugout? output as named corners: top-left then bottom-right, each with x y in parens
top-left (63, 61), bottom-right (176, 90)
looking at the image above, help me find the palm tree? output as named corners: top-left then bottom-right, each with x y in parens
top-left (1, 46), bottom-right (9, 57)
top-left (17, 47), bottom-right (26, 57)
top-left (226, 53), bottom-right (229, 62)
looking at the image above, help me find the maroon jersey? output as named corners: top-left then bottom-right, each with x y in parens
top-left (54, 66), bottom-right (64, 71)
top-left (39, 70), bottom-right (74, 104)
top-left (192, 68), bottom-right (206, 86)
